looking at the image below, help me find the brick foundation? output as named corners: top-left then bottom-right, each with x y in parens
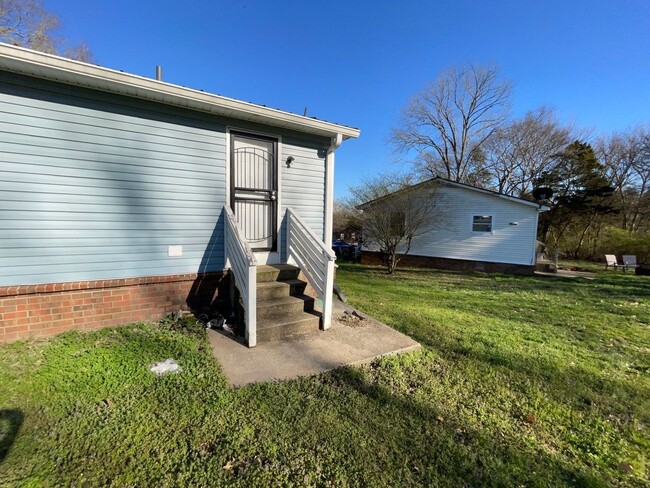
top-left (361, 251), bottom-right (535, 276)
top-left (0, 272), bottom-right (228, 344)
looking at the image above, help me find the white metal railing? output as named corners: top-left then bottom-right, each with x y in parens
top-left (286, 208), bottom-right (336, 329)
top-left (224, 205), bottom-right (258, 347)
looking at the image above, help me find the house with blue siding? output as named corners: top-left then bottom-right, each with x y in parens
top-left (360, 178), bottom-right (548, 275)
top-left (0, 43), bottom-right (359, 346)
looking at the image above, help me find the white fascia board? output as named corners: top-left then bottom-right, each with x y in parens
top-left (0, 43), bottom-right (360, 140)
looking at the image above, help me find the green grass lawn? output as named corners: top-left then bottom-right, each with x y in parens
top-left (1, 264), bottom-right (649, 486)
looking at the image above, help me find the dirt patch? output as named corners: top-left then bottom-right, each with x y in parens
top-left (338, 309), bottom-right (369, 328)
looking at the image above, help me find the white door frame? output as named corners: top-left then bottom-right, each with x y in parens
top-left (226, 127), bottom-right (283, 265)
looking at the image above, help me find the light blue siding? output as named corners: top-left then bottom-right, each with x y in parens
top-left (278, 136), bottom-right (328, 261)
top-left (0, 72), bottom-right (332, 286)
top-left (0, 73), bottom-right (228, 286)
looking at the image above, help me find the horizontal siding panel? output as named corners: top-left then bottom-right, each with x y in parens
top-left (7, 262), bottom-right (224, 285)
top-left (0, 113), bottom-right (222, 155)
top-left (0, 162), bottom-right (225, 190)
top-left (279, 136), bottom-right (327, 243)
top-left (0, 176), bottom-right (222, 198)
top-left (0, 254), bottom-right (218, 272)
top-left (282, 136), bottom-right (329, 151)
top-left (1, 141), bottom-right (225, 172)
top-left (1, 220), bottom-right (221, 231)
top-left (0, 236), bottom-right (219, 248)
top-left (0, 106), bottom-right (226, 148)
top-left (0, 129), bottom-right (219, 163)
top-left (0, 212), bottom-right (219, 224)
top-left (0, 193), bottom-right (223, 209)
top-left (282, 170), bottom-right (326, 181)
top-left (2, 185), bottom-right (221, 202)
top-left (1, 243), bottom-right (215, 258)
top-left (0, 77), bottom-right (228, 286)
top-left (0, 86), bottom-right (223, 141)
top-left (0, 202), bottom-right (224, 218)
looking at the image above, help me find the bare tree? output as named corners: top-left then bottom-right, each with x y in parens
top-left (0, 0), bottom-right (93, 62)
top-left (596, 126), bottom-right (650, 232)
top-left (351, 173), bottom-right (444, 274)
top-left (484, 106), bottom-right (574, 197)
top-left (333, 199), bottom-right (362, 242)
top-left (392, 63), bottom-right (511, 184)
top-left (630, 127), bottom-right (650, 232)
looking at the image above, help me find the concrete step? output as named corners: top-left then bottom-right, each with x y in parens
top-left (257, 294), bottom-right (315, 321)
top-left (257, 311), bottom-right (321, 342)
top-left (256, 264), bottom-right (301, 283)
top-left (256, 279), bottom-right (307, 300)
top-left (536, 261), bottom-right (557, 273)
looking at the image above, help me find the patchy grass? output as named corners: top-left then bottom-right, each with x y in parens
top-left (1, 265), bottom-right (649, 486)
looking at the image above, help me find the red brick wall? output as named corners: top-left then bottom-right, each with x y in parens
top-left (361, 251), bottom-right (535, 276)
top-left (0, 272), bottom-right (227, 344)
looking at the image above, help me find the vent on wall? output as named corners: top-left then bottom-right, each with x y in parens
top-left (168, 245), bottom-right (183, 257)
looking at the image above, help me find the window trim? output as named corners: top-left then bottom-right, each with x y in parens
top-left (471, 214), bottom-right (494, 234)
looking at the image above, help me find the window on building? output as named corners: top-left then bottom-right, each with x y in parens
top-left (472, 215), bottom-right (493, 232)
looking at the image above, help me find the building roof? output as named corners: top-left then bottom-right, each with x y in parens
top-left (358, 177), bottom-right (550, 211)
top-left (0, 43), bottom-right (360, 140)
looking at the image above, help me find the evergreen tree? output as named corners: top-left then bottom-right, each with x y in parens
top-left (538, 141), bottom-right (617, 257)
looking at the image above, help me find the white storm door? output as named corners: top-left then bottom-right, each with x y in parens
top-left (230, 132), bottom-right (278, 251)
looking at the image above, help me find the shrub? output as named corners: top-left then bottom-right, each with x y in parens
top-left (593, 227), bottom-right (650, 263)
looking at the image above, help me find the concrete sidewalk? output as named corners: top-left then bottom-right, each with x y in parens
top-left (208, 300), bottom-right (420, 387)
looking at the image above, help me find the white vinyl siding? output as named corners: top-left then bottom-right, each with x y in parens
top-left (364, 185), bottom-right (540, 266)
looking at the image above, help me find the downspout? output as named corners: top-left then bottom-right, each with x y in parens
top-left (324, 133), bottom-right (342, 247)
top-left (321, 133), bottom-right (342, 330)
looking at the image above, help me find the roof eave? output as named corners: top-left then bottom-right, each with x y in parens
top-left (436, 179), bottom-right (545, 209)
top-left (358, 177), bottom-right (550, 210)
top-left (0, 43), bottom-right (360, 140)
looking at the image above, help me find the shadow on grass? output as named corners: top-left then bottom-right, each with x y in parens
top-left (0, 409), bottom-right (23, 462)
top-left (340, 263), bottom-right (650, 303)
top-left (448, 338), bottom-right (647, 421)
top-left (326, 366), bottom-right (609, 487)
top-left (377, 302), bottom-right (649, 425)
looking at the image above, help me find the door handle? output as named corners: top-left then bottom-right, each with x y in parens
top-left (270, 191), bottom-right (276, 201)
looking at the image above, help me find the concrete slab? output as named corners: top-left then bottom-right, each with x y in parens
top-left (535, 269), bottom-right (596, 280)
top-left (208, 300), bottom-right (420, 387)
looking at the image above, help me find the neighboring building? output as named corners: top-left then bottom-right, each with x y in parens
top-left (0, 43), bottom-right (359, 345)
top-left (359, 178), bottom-right (549, 275)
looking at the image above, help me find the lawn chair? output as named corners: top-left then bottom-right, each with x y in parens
top-left (622, 255), bottom-right (639, 273)
top-left (605, 254), bottom-right (620, 271)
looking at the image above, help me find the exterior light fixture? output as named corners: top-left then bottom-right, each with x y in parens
top-left (286, 156), bottom-right (295, 168)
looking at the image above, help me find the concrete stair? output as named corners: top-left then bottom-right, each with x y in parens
top-left (256, 264), bottom-right (320, 342)
top-left (536, 260), bottom-right (557, 273)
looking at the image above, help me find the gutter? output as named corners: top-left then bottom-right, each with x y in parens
top-left (0, 43), bottom-right (360, 140)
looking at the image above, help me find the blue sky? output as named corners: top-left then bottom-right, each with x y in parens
top-left (48, 0), bottom-right (650, 198)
